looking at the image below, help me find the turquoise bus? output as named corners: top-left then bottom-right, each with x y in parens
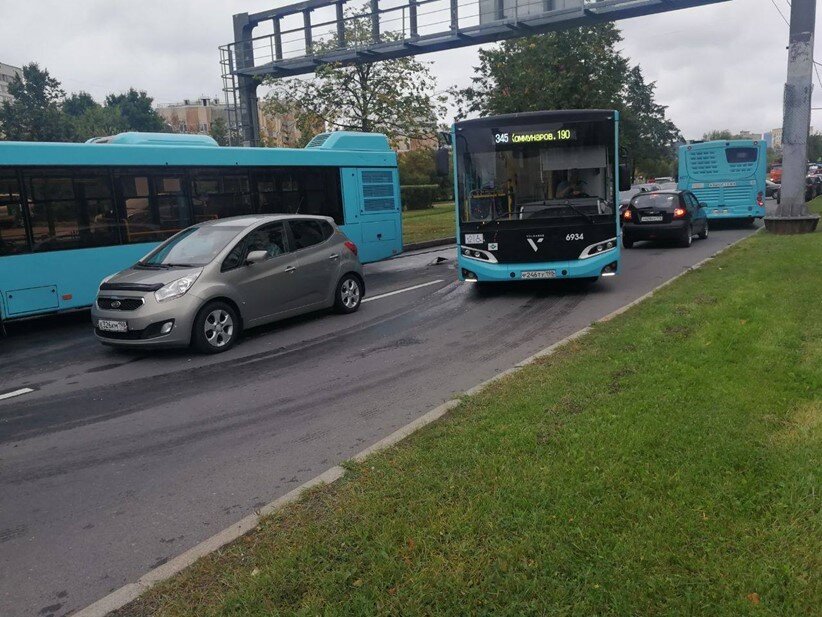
top-left (453, 110), bottom-right (629, 283)
top-left (0, 131), bottom-right (402, 323)
top-left (677, 139), bottom-right (766, 221)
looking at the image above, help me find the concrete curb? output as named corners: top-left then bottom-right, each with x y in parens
top-left (75, 230), bottom-right (756, 617)
top-left (402, 237), bottom-right (456, 251)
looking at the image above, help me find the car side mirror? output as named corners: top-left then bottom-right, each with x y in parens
top-left (618, 163), bottom-right (632, 191)
top-left (245, 250), bottom-right (268, 265)
top-left (435, 147), bottom-right (450, 176)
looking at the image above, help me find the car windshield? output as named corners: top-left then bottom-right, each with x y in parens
top-left (140, 225), bottom-right (245, 267)
top-left (632, 193), bottom-right (678, 208)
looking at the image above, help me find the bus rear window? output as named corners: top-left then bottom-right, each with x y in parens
top-left (725, 148), bottom-right (757, 164)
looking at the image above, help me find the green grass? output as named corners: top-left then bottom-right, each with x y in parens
top-left (120, 211), bottom-right (821, 617)
top-left (402, 202), bottom-right (455, 245)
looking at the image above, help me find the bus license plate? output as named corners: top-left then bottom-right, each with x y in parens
top-left (98, 319), bottom-right (128, 333)
top-left (641, 216), bottom-right (663, 222)
top-left (521, 270), bottom-right (556, 280)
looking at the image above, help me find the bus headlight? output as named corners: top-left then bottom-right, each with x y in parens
top-left (579, 238), bottom-right (618, 259)
top-left (155, 271), bottom-right (202, 303)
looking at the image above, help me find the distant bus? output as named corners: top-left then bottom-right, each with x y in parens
top-left (452, 110), bottom-right (628, 283)
top-left (677, 140), bottom-right (766, 221)
top-left (0, 131), bottom-right (402, 322)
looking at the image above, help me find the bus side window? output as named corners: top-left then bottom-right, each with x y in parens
top-left (0, 171), bottom-right (29, 256)
top-left (191, 170), bottom-right (254, 222)
top-left (26, 172), bottom-right (118, 252)
top-left (153, 175), bottom-right (189, 239)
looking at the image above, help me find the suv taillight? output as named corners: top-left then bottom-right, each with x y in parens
top-left (673, 207), bottom-right (687, 219)
top-left (344, 241), bottom-right (358, 256)
top-left (623, 209), bottom-right (632, 220)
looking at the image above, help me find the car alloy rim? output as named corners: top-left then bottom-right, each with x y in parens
top-left (204, 309), bottom-right (234, 347)
top-left (341, 278), bottom-right (360, 309)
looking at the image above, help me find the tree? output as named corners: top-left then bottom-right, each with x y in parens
top-left (451, 24), bottom-right (681, 171)
top-left (62, 91), bottom-right (98, 118)
top-left (104, 88), bottom-right (167, 132)
top-left (0, 63), bottom-right (71, 141)
top-left (264, 7), bottom-right (445, 146)
top-left (807, 134), bottom-right (822, 163)
top-left (70, 105), bottom-right (129, 142)
top-left (209, 116), bottom-right (229, 146)
top-left (703, 129), bottom-right (736, 141)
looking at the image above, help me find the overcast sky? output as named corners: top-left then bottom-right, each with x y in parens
top-left (0, 0), bottom-right (819, 139)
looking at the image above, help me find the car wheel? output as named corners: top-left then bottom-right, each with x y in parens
top-left (622, 235), bottom-right (634, 249)
top-left (679, 224), bottom-right (693, 248)
top-left (192, 301), bottom-right (239, 354)
top-left (334, 273), bottom-right (362, 314)
top-left (698, 220), bottom-right (709, 239)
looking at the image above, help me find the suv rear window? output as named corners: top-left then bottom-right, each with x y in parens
top-left (632, 193), bottom-right (678, 208)
top-left (726, 148), bottom-right (757, 164)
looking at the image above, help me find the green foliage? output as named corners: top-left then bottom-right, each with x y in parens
top-left (400, 184), bottom-right (439, 211)
top-left (807, 134), bottom-right (822, 163)
top-left (264, 5), bottom-right (445, 146)
top-left (209, 117), bottom-right (229, 146)
top-left (0, 63), bottom-right (72, 141)
top-left (703, 129), bottom-right (737, 141)
top-left (452, 25), bottom-right (680, 172)
top-left (0, 63), bottom-right (168, 142)
top-left (104, 88), bottom-right (167, 133)
top-left (398, 150), bottom-right (453, 200)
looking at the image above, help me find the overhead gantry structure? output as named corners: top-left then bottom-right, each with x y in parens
top-left (220, 0), bottom-right (728, 146)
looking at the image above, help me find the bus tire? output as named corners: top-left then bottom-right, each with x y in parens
top-left (192, 301), bottom-right (240, 354)
top-left (334, 273), bottom-right (362, 314)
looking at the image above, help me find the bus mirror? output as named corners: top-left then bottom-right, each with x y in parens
top-left (435, 148), bottom-right (450, 176)
top-left (618, 163), bottom-right (632, 191)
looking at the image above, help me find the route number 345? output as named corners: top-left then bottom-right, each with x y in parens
top-left (565, 233), bottom-right (584, 241)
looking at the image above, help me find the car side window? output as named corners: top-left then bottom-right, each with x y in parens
top-left (221, 222), bottom-right (288, 272)
top-left (289, 220), bottom-right (326, 250)
top-left (687, 193), bottom-right (700, 209)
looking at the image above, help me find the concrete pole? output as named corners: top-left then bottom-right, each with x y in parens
top-left (770, 0), bottom-right (817, 228)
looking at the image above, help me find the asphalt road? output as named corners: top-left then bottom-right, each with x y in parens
top-left (0, 219), bottom-right (762, 616)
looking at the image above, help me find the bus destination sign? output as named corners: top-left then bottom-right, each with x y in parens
top-left (493, 128), bottom-right (576, 145)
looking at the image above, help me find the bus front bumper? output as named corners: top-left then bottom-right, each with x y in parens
top-left (458, 249), bottom-right (619, 282)
top-left (704, 205), bottom-right (765, 219)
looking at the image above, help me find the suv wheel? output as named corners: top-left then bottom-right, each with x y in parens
top-left (622, 235), bottom-right (634, 249)
top-left (334, 274), bottom-right (362, 314)
top-left (192, 301), bottom-right (239, 354)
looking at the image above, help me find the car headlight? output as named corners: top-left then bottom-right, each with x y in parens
top-left (154, 271), bottom-right (201, 303)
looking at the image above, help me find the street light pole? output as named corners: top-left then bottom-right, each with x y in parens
top-left (765, 0), bottom-right (819, 234)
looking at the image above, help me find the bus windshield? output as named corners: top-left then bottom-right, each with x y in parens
top-left (456, 120), bottom-right (615, 225)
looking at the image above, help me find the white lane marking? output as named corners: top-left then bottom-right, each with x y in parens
top-left (0, 387), bottom-right (34, 401)
top-left (362, 279), bottom-right (445, 303)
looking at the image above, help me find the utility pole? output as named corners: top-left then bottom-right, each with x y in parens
top-left (766, 0), bottom-right (819, 234)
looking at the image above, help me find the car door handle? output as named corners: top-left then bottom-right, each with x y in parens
top-left (328, 253), bottom-right (340, 260)
top-left (285, 265), bottom-right (296, 274)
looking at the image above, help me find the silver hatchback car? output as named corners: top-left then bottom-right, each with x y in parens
top-left (91, 215), bottom-right (364, 353)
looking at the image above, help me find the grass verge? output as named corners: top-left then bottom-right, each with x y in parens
top-left (402, 202), bottom-right (455, 246)
top-left (119, 213), bottom-right (820, 616)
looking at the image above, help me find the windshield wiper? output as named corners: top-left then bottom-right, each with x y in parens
top-left (162, 263), bottom-right (198, 268)
top-left (560, 200), bottom-right (595, 224)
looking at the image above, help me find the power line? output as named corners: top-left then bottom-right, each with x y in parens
top-left (768, 0), bottom-right (790, 25)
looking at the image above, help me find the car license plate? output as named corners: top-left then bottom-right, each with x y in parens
top-left (98, 319), bottom-right (127, 333)
top-left (521, 270), bottom-right (556, 279)
top-left (641, 215), bottom-right (663, 222)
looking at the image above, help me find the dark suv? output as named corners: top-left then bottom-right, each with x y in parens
top-left (621, 190), bottom-right (709, 248)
